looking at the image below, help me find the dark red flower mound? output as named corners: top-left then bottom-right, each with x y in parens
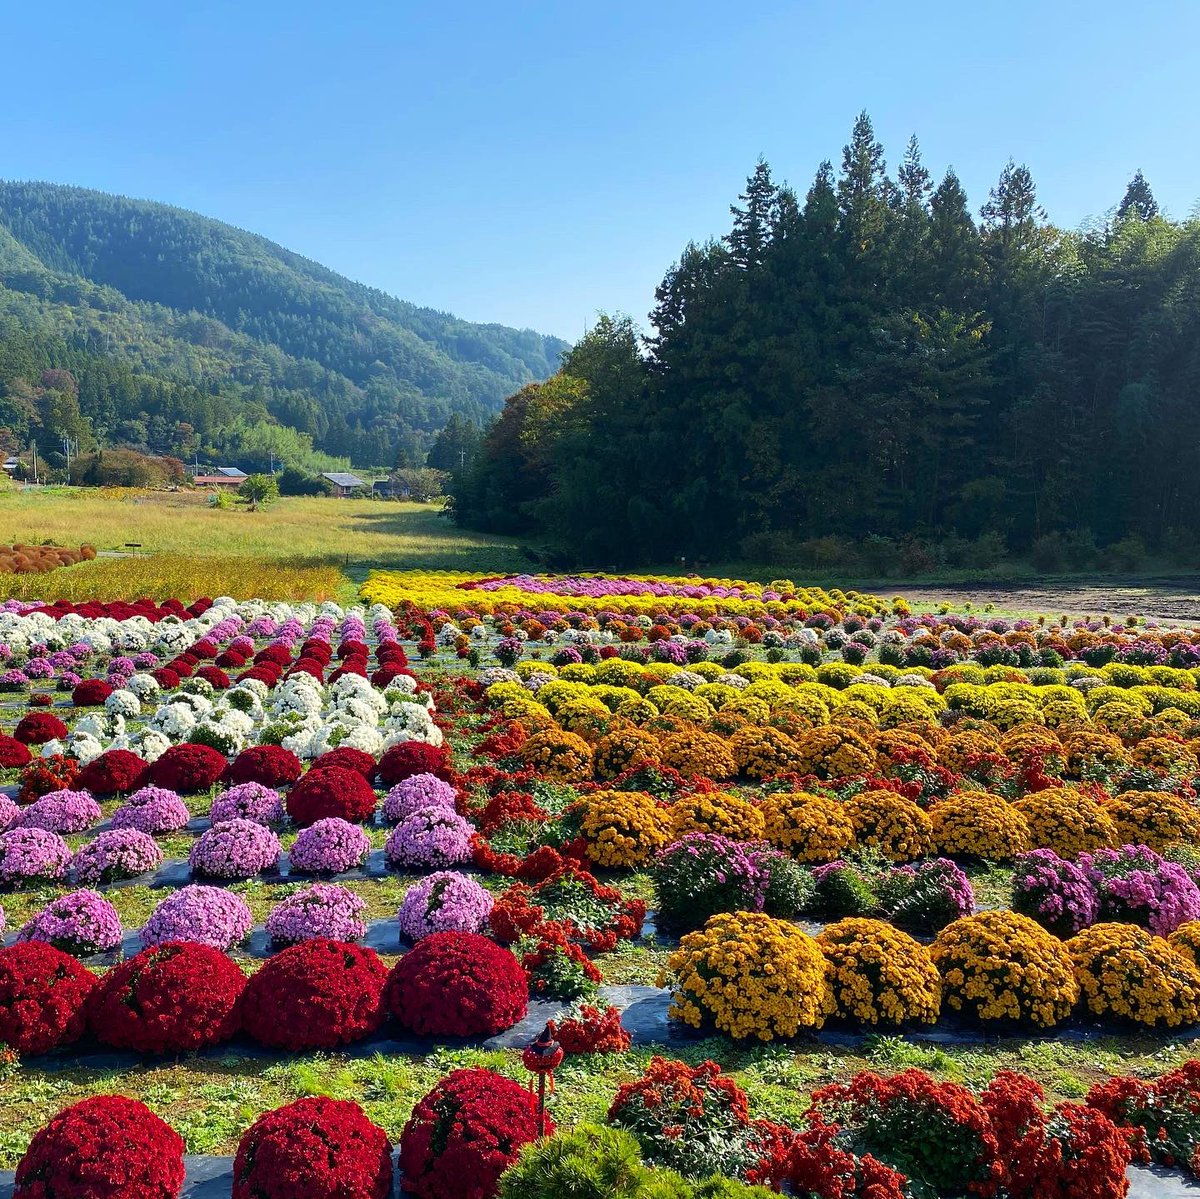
top-left (215, 650), bottom-right (249, 669)
top-left (256, 645), bottom-right (294, 667)
top-left (0, 942), bottom-right (97, 1056)
top-left (142, 742), bottom-right (228, 792)
top-left (14, 1095), bottom-right (185, 1199)
top-left (241, 938), bottom-right (387, 1050)
top-left (385, 931), bottom-right (527, 1038)
top-left (70, 678), bottom-right (113, 707)
top-left (0, 734), bottom-right (33, 769)
top-left (193, 665), bottom-right (231, 690)
top-left (310, 746), bottom-right (377, 779)
top-left (87, 942), bottom-right (245, 1054)
top-left (13, 712), bottom-right (69, 745)
top-left (224, 745), bottom-right (303, 787)
top-left (285, 766), bottom-right (377, 826)
top-left (151, 667), bottom-right (181, 690)
top-left (398, 1068), bottom-right (549, 1199)
top-left (232, 1097), bottom-right (392, 1199)
top-left (377, 742), bottom-right (451, 787)
top-left (76, 749), bottom-right (148, 796)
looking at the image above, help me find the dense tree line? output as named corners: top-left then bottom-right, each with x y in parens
top-left (456, 116), bottom-right (1200, 571)
top-left (0, 182), bottom-right (567, 468)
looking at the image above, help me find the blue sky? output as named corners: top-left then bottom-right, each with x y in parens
top-left (2, 1), bottom-right (1197, 340)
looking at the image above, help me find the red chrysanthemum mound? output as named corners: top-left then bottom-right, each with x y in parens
top-left (241, 937), bottom-right (387, 1050)
top-left (224, 745), bottom-right (303, 787)
top-left (0, 942), bottom-right (97, 1056)
top-left (399, 1068), bottom-right (549, 1199)
top-left (151, 667), bottom-right (181, 690)
top-left (76, 749), bottom-right (147, 796)
top-left (193, 665), bottom-right (231, 689)
top-left (779, 1121), bottom-right (908, 1199)
top-left (232, 1097), bottom-right (392, 1199)
top-left (142, 742), bottom-right (228, 792)
top-left (310, 746), bottom-right (377, 778)
top-left (286, 766), bottom-right (377, 826)
top-left (70, 678), bottom-right (113, 707)
top-left (385, 931), bottom-right (528, 1038)
top-left (87, 942), bottom-right (245, 1054)
top-left (13, 712), bottom-right (69, 745)
top-left (378, 741), bottom-right (451, 787)
top-left (0, 734), bottom-right (33, 769)
top-left (14, 1095), bottom-right (185, 1199)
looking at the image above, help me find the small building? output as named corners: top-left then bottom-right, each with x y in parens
top-left (2, 457), bottom-right (20, 474)
top-left (192, 474), bottom-right (244, 488)
top-left (322, 471), bottom-right (366, 497)
top-left (215, 467), bottom-right (247, 480)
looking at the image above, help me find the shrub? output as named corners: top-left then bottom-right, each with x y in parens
top-left (72, 827), bottom-right (163, 885)
top-left (385, 930), bottom-right (528, 1037)
top-left (876, 858), bottom-right (974, 935)
top-left (1068, 922), bottom-right (1200, 1027)
top-left (189, 817), bottom-right (281, 879)
top-left (397, 871), bottom-right (494, 940)
top-left (141, 884), bottom-right (253, 951)
top-left (399, 1067), bottom-right (549, 1199)
top-left (0, 733), bottom-right (33, 769)
top-left (110, 785), bottom-right (191, 834)
top-left (817, 918), bottom-right (941, 1026)
top-left (378, 741), bottom-right (452, 786)
top-left (932, 910), bottom-right (1079, 1028)
top-left (498, 1124), bottom-right (652, 1199)
top-left (520, 729), bottom-right (594, 783)
top-left (382, 772), bottom-right (457, 822)
top-left (1012, 849), bottom-right (1098, 938)
top-left (224, 744), bottom-right (303, 787)
top-left (289, 817), bottom-right (371, 873)
top-left (930, 790), bottom-right (1030, 861)
top-left (311, 746), bottom-right (378, 778)
top-left (777, 1122), bottom-right (908, 1199)
top-left (266, 883), bottom-right (368, 945)
top-left (1104, 790), bottom-right (1200, 851)
top-left (1012, 789), bottom-right (1116, 856)
top-left (663, 911), bottom-right (833, 1041)
top-left (76, 749), bottom-right (147, 795)
top-left (232, 1097), bottom-right (392, 1199)
top-left (16, 789), bottom-right (102, 835)
top-left (71, 678), bottom-right (113, 706)
top-left (1079, 844), bottom-right (1200, 936)
top-left (556, 1004), bottom-right (633, 1056)
top-left (385, 804), bottom-right (474, 868)
top-left (210, 781), bottom-right (285, 825)
top-left (1088, 1060), bottom-right (1200, 1175)
top-left (810, 860), bottom-right (878, 919)
top-left (18, 891), bottom-right (122, 956)
top-left (142, 742), bottom-right (228, 792)
top-left (87, 941), bottom-right (245, 1053)
top-left (13, 711), bottom-right (68, 745)
top-left (287, 765), bottom-right (378, 825)
top-left (758, 791), bottom-right (855, 863)
top-left (241, 937), bottom-right (388, 1050)
top-left (575, 789), bottom-right (669, 868)
top-left (0, 941), bottom-right (96, 1054)
top-left (842, 789), bottom-right (932, 862)
top-left (14, 1096), bottom-right (184, 1199)
top-left (0, 827), bottom-right (71, 886)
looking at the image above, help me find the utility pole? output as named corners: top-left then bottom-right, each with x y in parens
top-left (61, 435), bottom-right (72, 485)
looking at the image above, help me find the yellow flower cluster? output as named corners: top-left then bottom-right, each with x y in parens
top-left (1063, 731), bottom-right (1129, 775)
top-left (759, 791), bottom-right (855, 863)
top-left (729, 726), bottom-right (804, 780)
top-left (662, 911), bottom-right (834, 1041)
top-left (519, 729), bottom-right (595, 783)
top-left (1131, 736), bottom-right (1200, 776)
top-left (1167, 921), bottom-right (1200, 964)
top-left (817, 918), bottom-right (941, 1026)
top-left (1012, 789), bottom-right (1117, 857)
top-left (842, 790), bottom-right (933, 863)
top-left (1103, 790), bottom-right (1200, 851)
top-left (668, 792), bottom-right (765, 842)
top-left (932, 910), bottom-right (1079, 1029)
top-left (1068, 923), bottom-right (1200, 1028)
top-left (793, 726), bottom-right (877, 780)
top-left (658, 728), bottom-right (736, 780)
top-left (930, 791), bottom-right (1031, 862)
top-left (592, 727), bottom-right (661, 779)
top-left (574, 790), bottom-right (670, 868)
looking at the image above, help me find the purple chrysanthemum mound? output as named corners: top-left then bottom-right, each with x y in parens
top-left (17, 890), bottom-right (123, 956)
top-left (288, 817), bottom-right (371, 875)
top-left (0, 827), bottom-right (72, 886)
top-left (210, 782), bottom-right (285, 827)
top-left (0, 794), bottom-right (20, 834)
top-left (265, 883), bottom-right (368, 945)
top-left (382, 773), bottom-right (456, 824)
top-left (72, 827), bottom-right (164, 885)
top-left (1012, 848), bottom-right (1098, 938)
top-left (111, 785), bottom-right (191, 835)
top-left (1080, 843), bottom-right (1200, 936)
top-left (16, 789), bottom-right (102, 835)
top-left (141, 884), bottom-right (253, 951)
top-left (189, 818), bottom-right (281, 880)
top-left (384, 805), bottom-right (473, 869)
top-left (397, 871), bottom-right (493, 941)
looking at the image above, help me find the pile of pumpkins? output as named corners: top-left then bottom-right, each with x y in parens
top-left (0, 543), bottom-right (97, 574)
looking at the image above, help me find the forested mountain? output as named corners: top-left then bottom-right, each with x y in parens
top-left (457, 116), bottom-right (1200, 571)
top-left (0, 182), bottom-right (568, 470)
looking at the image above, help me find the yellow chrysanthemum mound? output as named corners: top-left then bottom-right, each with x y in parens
top-left (929, 791), bottom-right (1031, 862)
top-left (592, 726), bottom-right (661, 780)
top-left (1063, 731), bottom-right (1129, 775)
top-left (519, 728), bottom-right (594, 783)
top-left (793, 726), bottom-right (877, 780)
top-left (662, 911), bottom-right (834, 1042)
top-left (658, 728), bottom-right (736, 781)
top-left (574, 789), bottom-right (669, 869)
top-left (1168, 921), bottom-right (1200, 965)
top-left (932, 910), bottom-right (1079, 1029)
top-left (668, 791), bottom-right (766, 842)
top-left (842, 789), bottom-right (933, 863)
top-left (1068, 923), bottom-right (1200, 1028)
top-left (1131, 736), bottom-right (1199, 776)
top-left (1012, 788), bottom-right (1117, 857)
top-left (937, 730), bottom-right (1001, 773)
top-left (816, 918), bottom-right (941, 1027)
top-left (1102, 790), bottom-right (1200, 852)
top-left (759, 791), bottom-right (855, 863)
top-left (729, 726), bottom-right (804, 781)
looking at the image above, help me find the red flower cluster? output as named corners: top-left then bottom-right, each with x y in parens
top-left (475, 723), bottom-right (529, 762)
top-left (193, 665), bottom-right (231, 689)
top-left (521, 926), bottom-right (603, 996)
top-left (224, 745), bottom-right (303, 787)
top-left (76, 749), bottom-right (147, 795)
top-left (378, 741), bottom-right (451, 786)
top-left (87, 942), bottom-right (245, 1054)
top-left (609, 1055), bottom-right (751, 1127)
top-left (70, 678), bottom-right (113, 707)
top-left (775, 1121), bottom-right (908, 1199)
top-left (476, 789), bottom-right (546, 836)
top-left (13, 712), bottom-right (68, 745)
top-left (241, 938), bottom-right (388, 1050)
top-left (143, 742), bottom-right (228, 792)
top-left (18, 753), bottom-right (79, 802)
top-left (0, 734), bottom-right (33, 769)
top-left (385, 931), bottom-right (527, 1038)
top-left (232, 1097), bottom-right (392, 1199)
top-left (14, 1096), bottom-right (185, 1199)
top-left (1087, 1060), bottom-right (1200, 1174)
top-left (398, 1067), bottom-right (549, 1199)
top-left (555, 1003), bottom-right (632, 1055)
top-left (0, 942), bottom-right (96, 1055)
top-left (286, 765), bottom-right (378, 825)
top-left (310, 746), bottom-right (377, 778)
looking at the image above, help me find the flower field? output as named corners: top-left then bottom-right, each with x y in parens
top-left (5, 574), bottom-right (1200, 1196)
